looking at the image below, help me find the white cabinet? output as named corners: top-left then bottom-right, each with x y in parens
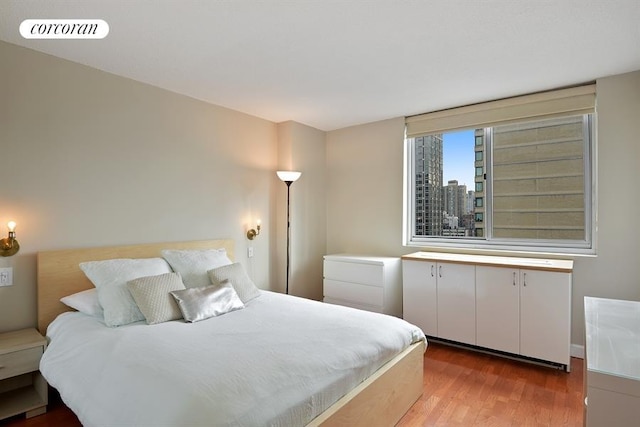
top-left (435, 263), bottom-right (475, 346)
top-left (403, 252), bottom-right (573, 370)
top-left (402, 260), bottom-right (437, 336)
top-left (584, 297), bottom-right (640, 427)
top-left (476, 266), bottom-right (520, 354)
top-left (403, 260), bottom-right (475, 345)
top-left (323, 255), bottom-right (402, 317)
top-left (519, 269), bottom-right (571, 365)
top-left (476, 266), bottom-right (571, 367)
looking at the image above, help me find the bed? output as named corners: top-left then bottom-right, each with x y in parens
top-left (37, 239), bottom-right (426, 426)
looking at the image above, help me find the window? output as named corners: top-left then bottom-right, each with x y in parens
top-left (404, 85), bottom-right (596, 254)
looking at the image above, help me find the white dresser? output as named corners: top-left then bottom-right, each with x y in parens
top-left (323, 254), bottom-right (402, 317)
top-left (584, 297), bottom-right (640, 426)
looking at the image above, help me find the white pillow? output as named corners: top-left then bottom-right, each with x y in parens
top-left (170, 282), bottom-right (244, 323)
top-left (161, 249), bottom-right (232, 288)
top-left (127, 272), bottom-right (186, 325)
top-left (79, 258), bottom-right (172, 327)
top-left (60, 288), bottom-right (103, 318)
top-left (207, 262), bottom-right (261, 304)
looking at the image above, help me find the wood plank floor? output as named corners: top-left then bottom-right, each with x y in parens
top-left (1, 341), bottom-right (583, 426)
top-left (398, 342), bottom-right (584, 426)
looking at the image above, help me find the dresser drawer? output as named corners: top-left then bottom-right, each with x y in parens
top-left (324, 279), bottom-right (384, 307)
top-left (323, 260), bottom-right (384, 286)
top-left (324, 297), bottom-right (383, 313)
top-left (0, 347), bottom-right (43, 381)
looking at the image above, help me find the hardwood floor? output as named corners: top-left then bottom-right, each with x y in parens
top-left (0, 390), bottom-right (80, 427)
top-left (398, 342), bottom-right (584, 426)
top-left (1, 342), bottom-right (583, 426)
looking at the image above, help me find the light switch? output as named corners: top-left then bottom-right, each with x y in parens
top-left (0, 267), bottom-right (13, 286)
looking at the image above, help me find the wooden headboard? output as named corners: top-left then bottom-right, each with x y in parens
top-left (37, 238), bottom-right (234, 334)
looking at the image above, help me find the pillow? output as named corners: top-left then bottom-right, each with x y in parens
top-left (60, 288), bottom-right (103, 318)
top-left (170, 282), bottom-right (244, 323)
top-left (161, 249), bottom-right (232, 288)
top-left (207, 262), bottom-right (261, 304)
top-left (79, 258), bottom-right (173, 327)
top-left (127, 272), bottom-right (186, 325)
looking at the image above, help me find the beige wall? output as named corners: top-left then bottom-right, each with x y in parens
top-left (326, 71), bottom-right (640, 350)
top-left (326, 117), bottom-right (409, 255)
top-left (276, 121), bottom-right (326, 301)
top-left (571, 70), bottom-right (640, 343)
top-left (0, 41), bottom-right (278, 332)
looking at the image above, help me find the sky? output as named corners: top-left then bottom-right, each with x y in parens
top-left (443, 129), bottom-right (475, 189)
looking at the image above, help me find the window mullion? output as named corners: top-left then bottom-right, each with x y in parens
top-left (484, 127), bottom-right (494, 241)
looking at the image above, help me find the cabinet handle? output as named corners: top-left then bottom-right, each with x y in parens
top-left (523, 272), bottom-right (527, 286)
top-left (430, 265), bottom-right (434, 277)
top-left (513, 272), bottom-right (516, 286)
top-left (439, 265), bottom-right (442, 278)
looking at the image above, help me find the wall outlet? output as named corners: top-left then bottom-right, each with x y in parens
top-left (0, 267), bottom-right (13, 286)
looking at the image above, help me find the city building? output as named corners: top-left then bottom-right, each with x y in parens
top-left (414, 134), bottom-right (443, 236)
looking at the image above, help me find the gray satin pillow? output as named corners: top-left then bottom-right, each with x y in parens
top-left (170, 282), bottom-right (244, 323)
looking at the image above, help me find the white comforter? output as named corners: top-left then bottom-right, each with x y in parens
top-left (41, 291), bottom-right (425, 427)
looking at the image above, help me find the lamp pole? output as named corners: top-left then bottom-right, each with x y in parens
top-left (276, 170), bottom-right (301, 295)
top-left (284, 180), bottom-right (293, 295)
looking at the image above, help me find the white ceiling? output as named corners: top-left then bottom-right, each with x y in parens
top-left (1, 0), bottom-right (639, 131)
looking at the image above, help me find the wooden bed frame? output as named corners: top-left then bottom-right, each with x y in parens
top-left (36, 239), bottom-right (425, 426)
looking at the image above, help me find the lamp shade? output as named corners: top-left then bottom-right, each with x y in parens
top-left (277, 171), bottom-right (302, 182)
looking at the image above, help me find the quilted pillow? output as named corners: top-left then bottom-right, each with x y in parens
top-left (207, 262), bottom-right (261, 304)
top-left (79, 258), bottom-right (172, 327)
top-left (127, 272), bottom-right (186, 324)
top-left (161, 249), bottom-right (232, 288)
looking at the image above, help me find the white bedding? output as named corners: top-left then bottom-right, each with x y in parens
top-left (41, 291), bottom-right (426, 427)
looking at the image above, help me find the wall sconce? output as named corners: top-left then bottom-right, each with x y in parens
top-left (247, 219), bottom-right (261, 240)
top-left (0, 221), bottom-right (20, 257)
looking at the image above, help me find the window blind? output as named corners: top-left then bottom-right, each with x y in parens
top-left (405, 84), bottom-right (595, 138)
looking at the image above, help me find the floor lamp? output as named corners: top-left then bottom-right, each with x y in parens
top-left (277, 170), bottom-right (301, 295)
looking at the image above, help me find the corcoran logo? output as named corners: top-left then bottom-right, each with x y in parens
top-left (20, 19), bottom-right (109, 39)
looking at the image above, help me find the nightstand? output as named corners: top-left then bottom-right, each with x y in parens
top-left (0, 328), bottom-right (48, 420)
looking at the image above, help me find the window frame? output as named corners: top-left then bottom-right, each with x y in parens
top-left (403, 113), bottom-right (597, 256)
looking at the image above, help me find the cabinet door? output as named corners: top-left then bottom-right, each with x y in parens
top-left (402, 260), bottom-right (437, 336)
top-left (476, 266), bottom-right (520, 354)
top-left (520, 269), bottom-right (571, 366)
top-left (437, 262), bottom-right (476, 345)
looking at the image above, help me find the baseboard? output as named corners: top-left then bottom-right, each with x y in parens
top-left (571, 343), bottom-right (585, 359)
top-left (426, 336), bottom-right (569, 371)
